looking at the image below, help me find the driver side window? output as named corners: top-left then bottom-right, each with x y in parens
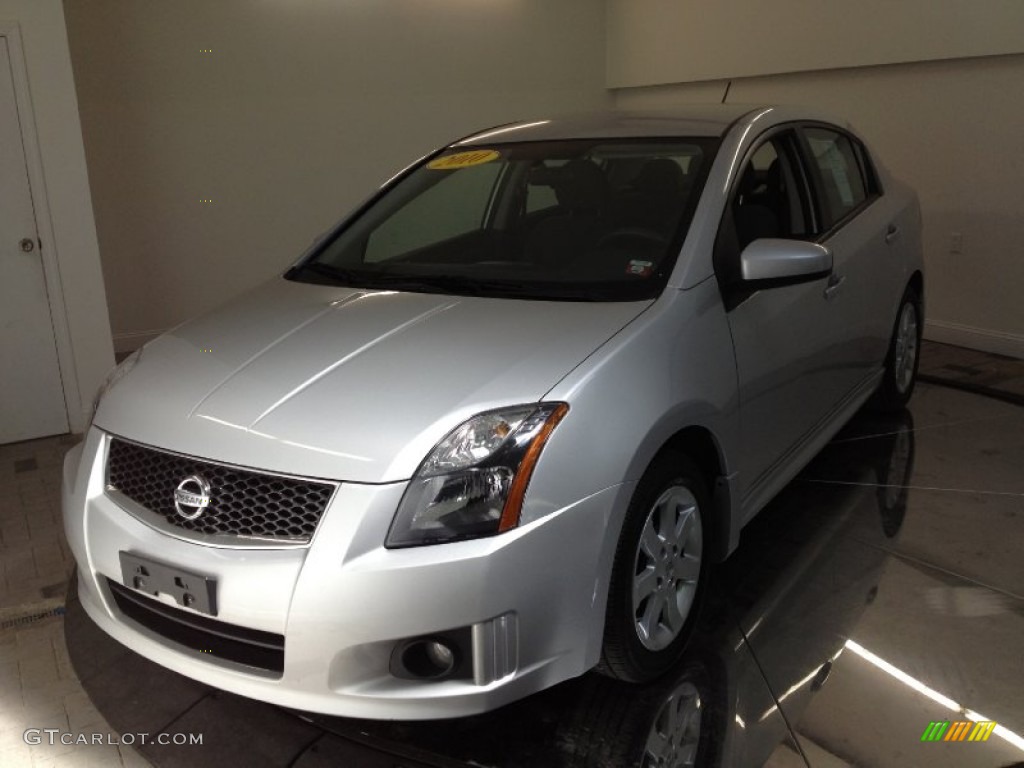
top-left (732, 136), bottom-right (811, 250)
top-left (713, 131), bottom-right (814, 300)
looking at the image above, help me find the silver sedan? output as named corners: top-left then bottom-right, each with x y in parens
top-left (63, 105), bottom-right (923, 719)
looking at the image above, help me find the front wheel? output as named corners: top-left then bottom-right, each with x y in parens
top-left (870, 285), bottom-right (922, 412)
top-left (598, 453), bottom-right (709, 683)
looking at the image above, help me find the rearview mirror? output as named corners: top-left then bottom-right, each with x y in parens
top-left (740, 239), bottom-right (832, 283)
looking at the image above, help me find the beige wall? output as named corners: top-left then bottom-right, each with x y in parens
top-left (616, 58), bottom-right (1024, 358)
top-left (64, 0), bottom-right (610, 351)
top-left (608, 0), bottom-right (1024, 87)
top-left (0, 1), bottom-right (114, 431)
top-left (610, 3), bottom-right (1024, 359)
top-left (64, 2), bottom-right (1023, 359)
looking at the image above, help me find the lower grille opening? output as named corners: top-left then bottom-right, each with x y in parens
top-left (106, 578), bottom-right (284, 675)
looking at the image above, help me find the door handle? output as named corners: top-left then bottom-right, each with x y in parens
top-left (19, 238), bottom-right (36, 253)
top-left (884, 225), bottom-right (900, 245)
top-left (824, 273), bottom-right (845, 300)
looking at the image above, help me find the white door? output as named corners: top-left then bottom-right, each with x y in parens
top-left (0, 36), bottom-right (69, 442)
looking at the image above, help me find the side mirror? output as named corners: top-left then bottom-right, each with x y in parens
top-left (740, 239), bottom-right (832, 283)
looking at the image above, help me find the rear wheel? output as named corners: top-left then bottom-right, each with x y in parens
top-left (871, 285), bottom-right (922, 412)
top-left (599, 453), bottom-right (709, 682)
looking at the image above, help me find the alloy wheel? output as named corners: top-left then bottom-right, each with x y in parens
top-left (632, 485), bottom-right (703, 652)
top-left (894, 302), bottom-right (919, 393)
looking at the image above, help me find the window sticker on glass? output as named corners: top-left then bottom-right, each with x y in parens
top-left (812, 139), bottom-right (855, 208)
top-left (427, 149), bottom-right (501, 170)
top-left (828, 156), bottom-right (855, 207)
top-left (626, 260), bottom-right (654, 277)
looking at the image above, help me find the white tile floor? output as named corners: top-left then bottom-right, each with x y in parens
top-left (0, 436), bottom-right (151, 767)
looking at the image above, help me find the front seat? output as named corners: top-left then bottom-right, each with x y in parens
top-left (734, 165), bottom-right (780, 249)
top-left (525, 159), bottom-right (610, 270)
top-left (618, 157), bottom-right (690, 237)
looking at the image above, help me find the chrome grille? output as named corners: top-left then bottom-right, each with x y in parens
top-left (105, 438), bottom-right (335, 543)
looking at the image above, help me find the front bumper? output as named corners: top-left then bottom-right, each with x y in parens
top-left (62, 428), bottom-right (626, 719)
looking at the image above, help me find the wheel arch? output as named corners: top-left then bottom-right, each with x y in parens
top-left (632, 423), bottom-right (736, 563)
top-left (908, 270), bottom-right (924, 315)
top-left (596, 423), bottom-right (733, 681)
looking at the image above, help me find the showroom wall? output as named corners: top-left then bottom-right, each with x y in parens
top-left (608, 1), bottom-right (1024, 358)
top-left (63, 0), bottom-right (610, 351)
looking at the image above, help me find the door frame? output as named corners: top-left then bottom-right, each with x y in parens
top-left (0, 22), bottom-right (81, 432)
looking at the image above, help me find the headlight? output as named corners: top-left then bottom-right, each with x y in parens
top-left (386, 403), bottom-right (569, 547)
top-left (86, 348), bottom-right (142, 430)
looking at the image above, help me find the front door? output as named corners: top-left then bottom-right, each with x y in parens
top-left (0, 36), bottom-right (68, 442)
top-left (714, 131), bottom-right (843, 505)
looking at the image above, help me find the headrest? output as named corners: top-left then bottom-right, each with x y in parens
top-left (531, 159), bottom-right (609, 212)
top-left (633, 158), bottom-right (687, 199)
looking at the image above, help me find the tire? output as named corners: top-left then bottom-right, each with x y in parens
top-left (598, 453), bottom-right (709, 683)
top-left (870, 285), bottom-right (922, 412)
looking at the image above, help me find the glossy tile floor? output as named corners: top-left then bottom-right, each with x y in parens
top-left (2, 360), bottom-right (1023, 767)
top-left (0, 436), bottom-right (147, 767)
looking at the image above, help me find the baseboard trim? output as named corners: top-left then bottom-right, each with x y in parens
top-left (924, 320), bottom-right (1024, 360)
top-left (113, 329), bottom-right (166, 354)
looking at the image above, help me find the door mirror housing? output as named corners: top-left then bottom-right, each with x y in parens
top-left (740, 239), bottom-right (832, 284)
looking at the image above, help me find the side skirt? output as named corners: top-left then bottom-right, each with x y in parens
top-left (731, 370), bottom-right (884, 549)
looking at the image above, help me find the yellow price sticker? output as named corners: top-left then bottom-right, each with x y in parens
top-left (427, 149), bottom-right (500, 170)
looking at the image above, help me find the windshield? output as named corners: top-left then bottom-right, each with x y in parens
top-left (290, 138), bottom-right (718, 301)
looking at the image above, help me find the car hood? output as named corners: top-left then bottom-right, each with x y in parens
top-left (96, 279), bottom-right (651, 482)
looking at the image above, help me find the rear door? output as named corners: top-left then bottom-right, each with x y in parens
top-left (796, 125), bottom-right (896, 395)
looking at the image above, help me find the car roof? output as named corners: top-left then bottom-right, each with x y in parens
top-left (453, 105), bottom-right (765, 146)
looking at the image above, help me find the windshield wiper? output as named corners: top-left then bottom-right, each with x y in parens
top-left (292, 263), bottom-right (446, 293)
top-left (292, 262), bottom-right (620, 301)
top-left (393, 274), bottom-right (528, 296)
top-left (295, 262), bottom-right (368, 285)
top-left (296, 264), bottom-right (527, 296)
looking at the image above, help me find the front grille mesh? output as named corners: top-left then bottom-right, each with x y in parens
top-left (106, 438), bottom-right (335, 542)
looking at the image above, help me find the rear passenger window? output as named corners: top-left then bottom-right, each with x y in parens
top-left (803, 127), bottom-right (870, 229)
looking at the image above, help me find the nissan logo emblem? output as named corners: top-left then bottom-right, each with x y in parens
top-left (174, 474), bottom-right (212, 520)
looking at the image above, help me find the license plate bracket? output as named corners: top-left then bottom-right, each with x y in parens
top-left (119, 552), bottom-right (218, 616)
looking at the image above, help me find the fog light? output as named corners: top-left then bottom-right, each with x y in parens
top-left (395, 637), bottom-right (459, 680)
top-left (425, 641), bottom-right (454, 671)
